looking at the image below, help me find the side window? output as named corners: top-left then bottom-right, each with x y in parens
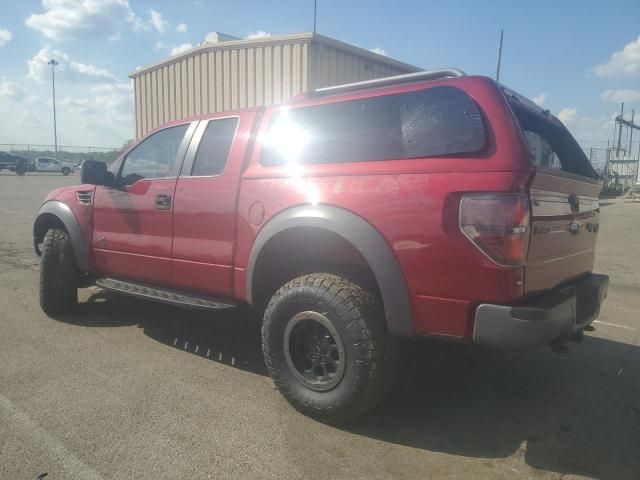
top-left (400, 86), bottom-right (486, 158)
top-left (190, 118), bottom-right (238, 176)
top-left (120, 124), bottom-right (189, 185)
top-left (261, 95), bottom-right (403, 165)
top-left (523, 131), bottom-right (562, 170)
top-left (260, 86), bottom-right (485, 166)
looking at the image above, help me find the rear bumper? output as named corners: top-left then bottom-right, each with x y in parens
top-left (473, 273), bottom-right (609, 348)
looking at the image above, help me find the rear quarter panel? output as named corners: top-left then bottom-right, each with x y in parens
top-left (235, 76), bottom-right (532, 338)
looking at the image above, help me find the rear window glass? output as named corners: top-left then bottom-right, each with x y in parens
top-left (191, 117), bottom-right (238, 176)
top-left (400, 88), bottom-right (485, 158)
top-left (261, 86), bottom-right (485, 166)
top-left (511, 102), bottom-right (596, 178)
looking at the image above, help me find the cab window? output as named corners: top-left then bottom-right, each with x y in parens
top-left (119, 124), bottom-right (189, 185)
top-left (190, 118), bottom-right (238, 176)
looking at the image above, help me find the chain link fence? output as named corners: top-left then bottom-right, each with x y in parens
top-left (588, 142), bottom-right (640, 195)
top-left (0, 143), bottom-right (122, 167)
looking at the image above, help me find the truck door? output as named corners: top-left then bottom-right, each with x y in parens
top-left (171, 112), bottom-right (255, 296)
top-left (37, 158), bottom-right (49, 172)
top-left (92, 122), bottom-right (196, 285)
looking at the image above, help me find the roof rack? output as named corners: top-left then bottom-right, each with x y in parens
top-left (313, 68), bottom-right (466, 96)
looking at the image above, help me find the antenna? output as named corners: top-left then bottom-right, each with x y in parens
top-left (495, 29), bottom-right (504, 81)
top-left (313, 0), bottom-right (317, 33)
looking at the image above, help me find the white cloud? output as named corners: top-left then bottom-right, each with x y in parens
top-left (0, 28), bottom-right (12, 47)
top-left (369, 47), bottom-right (387, 56)
top-left (149, 9), bottom-right (169, 33)
top-left (25, 0), bottom-right (145, 40)
top-left (556, 107), bottom-right (577, 124)
top-left (1, 39), bottom-right (133, 145)
top-left (155, 40), bottom-right (166, 50)
top-left (0, 80), bottom-right (132, 145)
top-left (532, 93), bottom-right (547, 106)
top-left (176, 23), bottom-right (188, 33)
top-left (170, 43), bottom-right (193, 56)
top-left (601, 89), bottom-right (640, 104)
top-left (595, 35), bottom-right (640, 78)
top-left (0, 81), bottom-right (46, 143)
top-left (246, 30), bottom-right (272, 39)
top-left (0, 81), bottom-right (27, 102)
top-left (27, 46), bottom-right (118, 83)
top-left (553, 111), bottom-right (614, 149)
top-left (54, 82), bottom-right (133, 144)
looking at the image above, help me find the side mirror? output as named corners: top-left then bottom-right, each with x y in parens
top-left (81, 160), bottom-right (113, 186)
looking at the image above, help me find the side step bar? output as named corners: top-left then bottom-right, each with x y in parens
top-left (95, 278), bottom-right (236, 310)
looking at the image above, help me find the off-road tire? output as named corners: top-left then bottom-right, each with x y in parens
top-left (61, 167), bottom-right (71, 176)
top-left (15, 166), bottom-right (27, 176)
top-left (39, 228), bottom-right (78, 315)
top-left (262, 273), bottom-right (398, 423)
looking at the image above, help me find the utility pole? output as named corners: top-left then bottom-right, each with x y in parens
top-left (495, 29), bottom-right (504, 82)
top-left (629, 109), bottom-right (635, 155)
top-left (313, 0), bottom-right (317, 33)
top-left (616, 103), bottom-right (624, 157)
top-left (48, 59), bottom-right (59, 159)
top-left (604, 139), bottom-right (610, 187)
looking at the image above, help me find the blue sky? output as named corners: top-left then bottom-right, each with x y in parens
top-left (0, 0), bottom-right (639, 149)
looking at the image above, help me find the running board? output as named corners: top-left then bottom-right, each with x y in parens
top-left (95, 278), bottom-right (236, 310)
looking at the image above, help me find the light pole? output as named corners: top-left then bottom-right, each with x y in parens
top-left (48, 59), bottom-right (59, 159)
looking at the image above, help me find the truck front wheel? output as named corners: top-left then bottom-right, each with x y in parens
top-left (61, 167), bottom-right (71, 176)
top-left (39, 228), bottom-right (78, 315)
top-left (262, 273), bottom-right (398, 423)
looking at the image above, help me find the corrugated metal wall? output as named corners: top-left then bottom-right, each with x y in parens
top-left (131, 35), bottom-right (418, 138)
top-left (309, 42), bottom-right (409, 90)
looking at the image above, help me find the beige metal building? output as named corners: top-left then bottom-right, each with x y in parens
top-left (129, 33), bottom-right (421, 138)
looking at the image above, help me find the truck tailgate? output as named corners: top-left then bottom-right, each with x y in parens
top-left (526, 171), bottom-right (601, 294)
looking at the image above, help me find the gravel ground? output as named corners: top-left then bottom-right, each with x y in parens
top-left (0, 172), bottom-right (639, 479)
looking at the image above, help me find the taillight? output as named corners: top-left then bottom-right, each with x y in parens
top-left (459, 193), bottom-right (530, 267)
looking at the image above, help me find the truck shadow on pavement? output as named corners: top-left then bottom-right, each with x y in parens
top-left (57, 291), bottom-right (640, 479)
top-left (63, 289), bottom-right (268, 376)
top-left (351, 338), bottom-right (640, 479)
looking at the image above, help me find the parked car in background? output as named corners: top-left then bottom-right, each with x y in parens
top-left (0, 151), bottom-right (29, 175)
top-left (33, 70), bottom-right (609, 423)
top-left (34, 156), bottom-right (76, 175)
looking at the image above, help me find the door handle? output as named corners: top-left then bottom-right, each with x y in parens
top-left (155, 194), bottom-right (172, 210)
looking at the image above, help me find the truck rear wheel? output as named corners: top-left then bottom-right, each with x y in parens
top-left (39, 228), bottom-right (78, 315)
top-left (61, 167), bottom-right (71, 176)
top-left (262, 273), bottom-right (398, 423)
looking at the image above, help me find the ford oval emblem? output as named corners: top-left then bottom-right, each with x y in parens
top-left (569, 221), bottom-right (580, 234)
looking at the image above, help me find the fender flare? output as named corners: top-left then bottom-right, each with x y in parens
top-left (246, 204), bottom-right (413, 336)
top-left (33, 200), bottom-right (89, 271)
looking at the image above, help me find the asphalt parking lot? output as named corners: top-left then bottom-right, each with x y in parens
top-left (0, 172), bottom-right (639, 480)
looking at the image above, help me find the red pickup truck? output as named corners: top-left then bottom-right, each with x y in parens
top-left (34, 70), bottom-right (608, 423)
